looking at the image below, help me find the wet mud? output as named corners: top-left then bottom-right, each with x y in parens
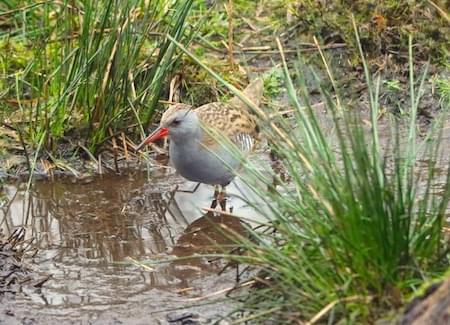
top-left (0, 166), bottom-right (264, 324)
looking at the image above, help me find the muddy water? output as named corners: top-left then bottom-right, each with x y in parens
top-left (0, 167), bottom-right (264, 324)
top-left (1, 115), bottom-right (449, 324)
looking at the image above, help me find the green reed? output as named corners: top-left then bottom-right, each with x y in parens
top-left (1, 0), bottom-right (193, 153)
top-left (169, 25), bottom-right (450, 323)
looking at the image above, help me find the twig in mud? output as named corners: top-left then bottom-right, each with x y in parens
top-left (427, 0), bottom-right (450, 23)
top-left (45, 151), bottom-right (80, 178)
top-left (239, 43), bottom-right (346, 54)
top-left (21, 237), bottom-right (36, 255)
top-left (241, 45), bottom-right (271, 51)
top-left (167, 313), bottom-right (199, 323)
top-left (78, 143), bottom-right (118, 175)
top-left (226, 0), bottom-right (234, 66)
top-left (239, 16), bottom-right (260, 32)
top-left (98, 154), bottom-right (103, 174)
top-left (176, 287), bottom-right (194, 294)
top-left (78, 144), bottom-right (98, 166)
top-left (279, 21), bottom-right (304, 40)
top-left (125, 138), bottom-right (144, 157)
top-left (230, 307), bottom-right (282, 325)
top-left (33, 275), bottom-right (51, 288)
top-left (5, 227), bottom-right (26, 249)
top-left (180, 279), bottom-right (256, 302)
top-left (225, 43), bottom-right (347, 55)
top-left (306, 295), bottom-right (373, 325)
top-left (109, 128), bottom-right (120, 174)
top-left (3, 123), bottom-right (32, 173)
top-left (78, 145), bottom-right (119, 173)
top-left (313, 36), bottom-right (342, 111)
top-left (237, 33), bottom-right (252, 47)
top-left (213, 244), bottom-right (249, 279)
top-left (0, 181), bottom-right (20, 230)
top-left (121, 132), bottom-right (129, 161)
top-left (140, 143), bottom-right (167, 155)
top-left (127, 257), bottom-right (155, 271)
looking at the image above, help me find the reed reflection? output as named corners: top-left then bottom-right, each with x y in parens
top-left (0, 170), bottom-right (250, 305)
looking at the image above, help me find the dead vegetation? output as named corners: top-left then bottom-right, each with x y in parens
top-left (0, 228), bottom-right (48, 299)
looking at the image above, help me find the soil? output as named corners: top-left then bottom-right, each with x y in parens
top-left (398, 276), bottom-right (450, 324)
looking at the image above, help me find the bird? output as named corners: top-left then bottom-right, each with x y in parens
top-left (136, 78), bottom-right (264, 210)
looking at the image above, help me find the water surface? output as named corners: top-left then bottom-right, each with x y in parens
top-left (1, 167), bottom-right (262, 324)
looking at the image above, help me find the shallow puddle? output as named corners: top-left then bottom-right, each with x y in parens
top-left (0, 166), bottom-right (264, 324)
top-left (1, 116), bottom-right (449, 324)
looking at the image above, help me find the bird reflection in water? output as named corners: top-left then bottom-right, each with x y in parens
top-left (0, 172), bottom-right (249, 300)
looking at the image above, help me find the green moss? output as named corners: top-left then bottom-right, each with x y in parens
top-left (434, 75), bottom-right (450, 104)
top-left (263, 67), bottom-right (284, 98)
top-left (0, 39), bottom-right (35, 95)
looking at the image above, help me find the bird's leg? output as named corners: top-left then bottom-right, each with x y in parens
top-left (218, 186), bottom-right (227, 211)
top-left (210, 185), bottom-right (220, 209)
top-left (175, 182), bottom-right (201, 194)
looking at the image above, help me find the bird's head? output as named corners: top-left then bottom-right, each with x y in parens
top-left (136, 103), bottom-right (198, 150)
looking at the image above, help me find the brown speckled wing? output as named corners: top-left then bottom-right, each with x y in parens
top-left (195, 102), bottom-right (258, 152)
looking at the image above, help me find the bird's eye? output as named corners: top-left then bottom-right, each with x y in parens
top-left (171, 119), bottom-right (181, 126)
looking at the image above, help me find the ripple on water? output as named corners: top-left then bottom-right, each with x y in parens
top-left (0, 168), bottom-right (264, 323)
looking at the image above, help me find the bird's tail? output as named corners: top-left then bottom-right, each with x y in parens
top-left (227, 78), bottom-right (264, 109)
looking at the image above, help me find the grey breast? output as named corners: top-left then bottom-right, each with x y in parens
top-left (169, 139), bottom-right (239, 186)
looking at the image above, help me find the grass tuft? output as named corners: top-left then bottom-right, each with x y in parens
top-left (0, 0), bottom-right (194, 153)
top-left (168, 24), bottom-right (450, 322)
top-left (235, 40), bottom-right (449, 324)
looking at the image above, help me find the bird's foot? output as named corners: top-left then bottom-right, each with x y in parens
top-left (218, 191), bottom-right (227, 211)
top-left (210, 199), bottom-right (218, 209)
top-left (210, 186), bottom-right (228, 212)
